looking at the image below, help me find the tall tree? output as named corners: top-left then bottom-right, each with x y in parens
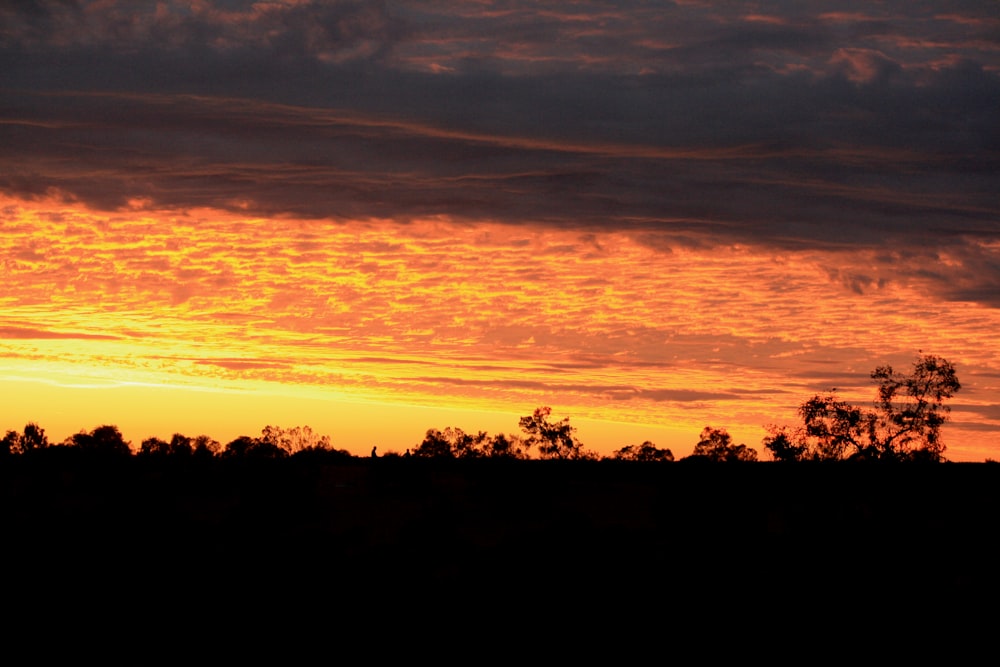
top-left (766, 354), bottom-right (960, 462)
top-left (518, 407), bottom-right (588, 460)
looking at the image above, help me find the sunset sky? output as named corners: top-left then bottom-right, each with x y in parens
top-left (2, 1), bottom-right (999, 460)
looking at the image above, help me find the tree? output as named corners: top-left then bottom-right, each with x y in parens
top-left (613, 441), bottom-right (674, 462)
top-left (411, 427), bottom-right (495, 458)
top-left (66, 425), bottom-right (131, 456)
top-left (482, 432), bottom-right (530, 460)
top-left (20, 422), bottom-right (49, 453)
top-left (222, 435), bottom-right (259, 458)
top-left (1, 430), bottom-right (16, 457)
top-left (259, 425), bottom-right (332, 456)
top-left (2, 423), bottom-right (49, 456)
top-left (139, 436), bottom-right (170, 457)
top-left (690, 427), bottom-right (758, 462)
top-left (795, 393), bottom-right (868, 461)
top-left (192, 435), bottom-right (221, 459)
top-left (450, 428), bottom-right (489, 459)
top-left (222, 434), bottom-right (287, 459)
top-left (169, 433), bottom-right (194, 457)
top-left (867, 354), bottom-right (960, 460)
top-left (771, 354), bottom-right (960, 462)
top-left (139, 433), bottom-right (219, 458)
top-left (761, 427), bottom-right (806, 463)
top-left (413, 428), bottom-right (456, 458)
top-left (518, 407), bottom-right (589, 460)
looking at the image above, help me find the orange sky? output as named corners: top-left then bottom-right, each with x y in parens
top-left (2, 2), bottom-right (999, 459)
top-left (3, 194), bottom-right (998, 460)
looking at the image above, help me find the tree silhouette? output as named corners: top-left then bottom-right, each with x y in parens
top-left (139, 433), bottom-right (219, 458)
top-left (613, 441), bottom-right (674, 462)
top-left (482, 432), bottom-right (530, 459)
top-left (221, 426), bottom-right (332, 458)
top-left (66, 425), bottom-right (131, 456)
top-left (766, 354), bottom-right (961, 462)
top-left (867, 355), bottom-right (960, 460)
top-left (21, 422), bottom-right (49, 453)
top-left (139, 436), bottom-right (170, 457)
top-left (222, 435), bottom-right (258, 458)
top-left (223, 434), bottom-right (287, 459)
top-left (1, 430), bottom-right (16, 457)
top-left (760, 428), bottom-right (806, 463)
top-left (450, 428), bottom-right (489, 459)
top-left (413, 426), bottom-right (532, 459)
top-left (411, 427), bottom-right (494, 458)
top-left (689, 427), bottom-right (757, 462)
top-left (260, 425), bottom-right (331, 454)
top-left (519, 407), bottom-right (590, 460)
top-left (2, 422), bottom-right (50, 456)
top-left (169, 433), bottom-right (194, 457)
top-left (192, 434), bottom-right (221, 459)
top-left (260, 425), bottom-right (332, 455)
top-left (413, 428), bottom-right (456, 458)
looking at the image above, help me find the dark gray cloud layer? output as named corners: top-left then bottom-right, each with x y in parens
top-left (3, 1), bottom-right (999, 297)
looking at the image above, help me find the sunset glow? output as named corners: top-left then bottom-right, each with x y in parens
top-left (2, 2), bottom-right (999, 459)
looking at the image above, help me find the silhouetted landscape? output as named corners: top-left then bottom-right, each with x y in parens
top-left (3, 356), bottom-right (998, 645)
top-left (6, 2), bottom-right (1000, 652)
top-left (4, 450), bottom-right (998, 642)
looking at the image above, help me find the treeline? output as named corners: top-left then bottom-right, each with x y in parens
top-left (0, 410), bottom-right (659, 462)
top-left (0, 354), bottom-right (968, 463)
top-left (0, 423), bottom-right (352, 461)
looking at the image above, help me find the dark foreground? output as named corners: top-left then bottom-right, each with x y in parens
top-left (3, 457), bottom-right (997, 649)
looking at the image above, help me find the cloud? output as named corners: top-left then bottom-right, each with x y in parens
top-left (1, 3), bottom-right (999, 386)
top-left (634, 388), bottom-right (742, 402)
top-left (829, 47), bottom-right (902, 83)
top-left (194, 358), bottom-right (293, 371)
top-left (407, 375), bottom-right (739, 402)
top-left (0, 325), bottom-right (119, 340)
top-left (946, 420), bottom-right (1000, 433)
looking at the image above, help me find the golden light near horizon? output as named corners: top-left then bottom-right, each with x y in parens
top-left (3, 194), bottom-right (999, 460)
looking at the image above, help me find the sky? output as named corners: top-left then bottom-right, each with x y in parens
top-left (2, 0), bottom-right (999, 460)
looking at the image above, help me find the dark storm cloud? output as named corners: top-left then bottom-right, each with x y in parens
top-left (2, 1), bottom-right (999, 299)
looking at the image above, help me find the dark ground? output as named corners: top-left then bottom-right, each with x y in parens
top-left (3, 457), bottom-right (997, 651)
